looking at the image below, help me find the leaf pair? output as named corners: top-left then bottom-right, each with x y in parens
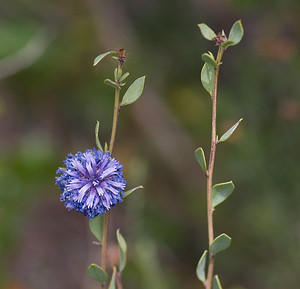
top-left (199, 20), bottom-right (244, 96)
top-left (195, 149), bottom-right (235, 206)
top-left (196, 234), bottom-right (231, 288)
top-left (198, 20), bottom-right (244, 47)
top-left (86, 229), bottom-right (127, 286)
top-left (93, 50), bottom-right (146, 107)
top-left (88, 186), bottom-right (143, 243)
top-left (194, 118), bottom-right (242, 173)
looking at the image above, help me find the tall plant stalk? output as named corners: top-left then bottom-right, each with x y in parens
top-left (206, 46), bottom-right (224, 289)
top-left (195, 20), bottom-right (244, 289)
top-left (101, 67), bottom-right (122, 287)
top-left (89, 48), bottom-right (145, 289)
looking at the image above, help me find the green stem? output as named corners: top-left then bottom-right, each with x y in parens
top-left (101, 86), bottom-right (121, 288)
top-left (101, 213), bottom-right (110, 289)
top-left (206, 46), bottom-right (224, 289)
top-left (109, 87), bottom-right (121, 153)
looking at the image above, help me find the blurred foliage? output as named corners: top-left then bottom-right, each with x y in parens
top-left (0, 0), bottom-right (300, 289)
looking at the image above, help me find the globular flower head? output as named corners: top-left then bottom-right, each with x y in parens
top-left (56, 148), bottom-right (126, 219)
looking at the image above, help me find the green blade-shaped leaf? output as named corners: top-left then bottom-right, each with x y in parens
top-left (212, 181), bottom-right (235, 208)
top-left (121, 76), bottom-right (146, 106)
top-left (201, 52), bottom-right (217, 68)
top-left (94, 51), bottom-right (117, 66)
top-left (120, 72), bottom-right (130, 82)
top-left (116, 229), bottom-right (127, 272)
top-left (87, 264), bottom-right (107, 283)
top-left (201, 63), bottom-right (214, 95)
top-left (89, 215), bottom-right (104, 243)
top-left (228, 20), bottom-right (244, 46)
top-left (104, 142), bottom-right (108, 152)
top-left (104, 79), bottom-right (120, 89)
top-left (196, 250), bottom-right (207, 282)
top-left (210, 233), bottom-right (231, 255)
top-left (194, 147), bottom-right (207, 174)
top-left (108, 267), bottom-right (117, 289)
top-left (198, 23), bottom-right (217, 41)
top-left (95, 121), bottom-right (103, 152)
top-left (213, 275), bottom-right (223, 289)
top-left (219, 118), bottom-right (243, 143)
top-left (123, 185), bottom-right (144, 199)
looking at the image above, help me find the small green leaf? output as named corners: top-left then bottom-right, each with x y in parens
top-left (121, 76), bottom-right (146, 106)
top-left (210, 233), bottom-right (231, 255)
top-left (201, 63), bottom-right (214, 95)
top-left (89, 215), bottom-right (104, 243)
top-left (95, 121), bottom-right (103, 152)
top-left (213, 275), bottom-right (223, 289)
top-left (123, 186), bottom-right (144, 199)
top-left (114, 68), bottom-right (122, 81)
top-left (120, 72), bottom-right (130, 82)
top-left (94, 51), bottom-right (117, 66)
top-left (198, 23), bottom-right (217, 40)
top-left (116, 229), bottom-right (127, 272)
top-left (104, 79), bottom-right (120, 89)
top-left (87, 264), bottom-right (108, 283)
top-left (196, 250), bottom-right (207, 282)
top-left (108, 267), bottom-right (117, 289)
top-left (212, 181), bottom-right (235, 208)
top-left (220, 40), bottom-right (235, 48)
top-left (201, 52), bottom-right (218, 68)
top-left (228, 20), bottom-right (244, 46)
top-left (104, 142), bottom-right (108, 152)
top-left (194, 147), bottom-right (207, 174)
top-left (219, 118), bottom-right (243, 143)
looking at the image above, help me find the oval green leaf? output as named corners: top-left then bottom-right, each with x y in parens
top-left (219, 118), bottom-right (243, 143)
top-left (201, 63), bottom-right (214, 95)
top-left (108, 267), bottom-right (117, 289)
top-left (210, 233), bottom-right (231, 255)
top-left (121, 76), bottom-right (146, 106)
top-left (194, 147), bottom-right (207, 175)
top-left (213, 275), bottom-right (223, 289)
top-left (196, 250), bottom-right (207, 282)
top-left (220, 40), bottom-right (235, 48)
top-left (123, 185), bottom-right (144, 199)
top-left (212, 181), bottom-right (235, 208)
top-left (116, 229), bottom-right (127, 272)
top-left (94, 51), bottom-right (117, 66)
top-left (228, 20), bottom-right (244, 46)
top-left (198, 23), bottom-right (217, 41)
top-left (201, 53), bottom-right (217, 68)
top-left (89, 215), bottom-right (104, 243)
top-left (87, 264), bottom-right (108, 283)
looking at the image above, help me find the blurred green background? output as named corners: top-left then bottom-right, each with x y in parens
top-left (0, 0), bottom-right (299, 289)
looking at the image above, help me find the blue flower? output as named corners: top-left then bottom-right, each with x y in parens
top-left (56, 148), bottom-right (126, 219)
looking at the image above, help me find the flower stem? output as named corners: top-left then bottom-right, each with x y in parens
top-left (109, 87), bottom-right (121, 154)
top-left (206, 46), bottom-right (224, 289)
top-left (101, 86), bottom-right (121, 288)
top-left (101, 212), bottom-right (110, 284)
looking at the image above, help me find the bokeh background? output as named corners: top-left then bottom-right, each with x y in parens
top-left (1, 0), bottom-right (300, 289)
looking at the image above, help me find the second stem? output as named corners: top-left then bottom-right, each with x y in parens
top-left (206, 47), bottom-right (224, 289)
top-left (101, 86), bottom-right (121, 287)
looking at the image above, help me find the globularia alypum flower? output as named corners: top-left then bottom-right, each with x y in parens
top-left (56, 148), bottom-right (126, 219)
